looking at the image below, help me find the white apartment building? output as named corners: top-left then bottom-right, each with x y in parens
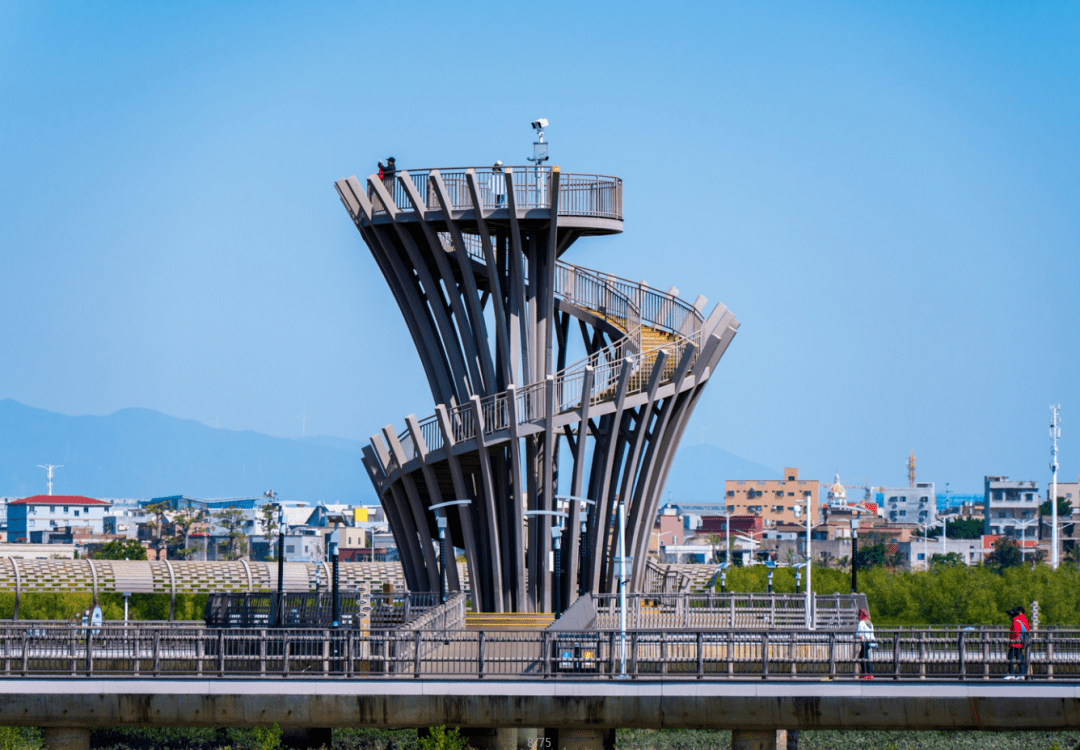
top-left (984, 476), bottom-right (1040, 539)
top-left (880, 482), bottom-right (937, 526)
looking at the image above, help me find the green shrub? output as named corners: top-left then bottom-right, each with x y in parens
top-left (417, 726), bottom-right (468, 750)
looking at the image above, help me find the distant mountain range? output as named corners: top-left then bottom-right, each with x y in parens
top-left (0, 399), bottom-right (778, 505)
top-left (0, 399), bottom-right (375, 503)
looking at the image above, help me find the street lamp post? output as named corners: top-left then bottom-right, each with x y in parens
top-left (850, 518), bottom-right (860, 594)
top-left (523, 509), bottom-right (569, 613)
top-left (723, 506), bottom-right (733, 567)
top-left (616, 501), bottom-right (631, 677)
top-left (263, 490), bottom-right (285, 628)
top-left (918, 521), bottom-right (934, 571)
top-left (430, 500), bottom-right (472, 603)
top-left (654, 530), bottom-right (676, 563)
top-left (551, 525), bottom-right (563, 617)
top-left (793, 491), bottom-right (814, 628)
top-left (555, 496), bottom-right (594, 597)
top-left (1051, 405), bottom-right (1061, 569)
top-left (330, 529), bottom-right (341, 626)
top-left (1007, 516), bottom-right (1039, 564)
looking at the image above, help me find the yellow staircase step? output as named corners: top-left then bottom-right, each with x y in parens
top-left (465, 612), bottom-right (556, 631)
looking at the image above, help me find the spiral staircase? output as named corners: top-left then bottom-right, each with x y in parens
top-left (336, 164), bottom-right (739, 613)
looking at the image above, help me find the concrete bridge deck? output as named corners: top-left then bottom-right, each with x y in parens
top-left (0, 678), bottom-right (1077, 731)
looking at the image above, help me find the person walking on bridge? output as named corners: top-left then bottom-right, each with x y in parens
top-left (1006, 605), bottom-right (1030, 679)
top-left (856, 608), bottom-right (876, 679)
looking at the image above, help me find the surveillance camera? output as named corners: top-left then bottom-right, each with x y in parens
top-left (531, 118), bottom-right (548, 131)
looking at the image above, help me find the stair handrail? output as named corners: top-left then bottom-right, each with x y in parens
top-left (394, 245), bottom-right (705, 462)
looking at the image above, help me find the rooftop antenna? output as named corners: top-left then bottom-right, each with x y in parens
top-left (297, 405), bottom-right (309, 438)
top-left (37, 464), bottom-right (62, 496)
top-left (1051, 404), bottom-right (1062, 570)
top-left (908, 449), bottom-right (916, 488)
top-left (527, 118), bottom-right (550, 203)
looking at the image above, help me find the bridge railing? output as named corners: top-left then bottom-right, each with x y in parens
top-left (0, 624), bottom-right (1075, 681)
top-left (371, 167), bottom-right (623, 221)
top-left (591, 593), bottom-right (865, 631)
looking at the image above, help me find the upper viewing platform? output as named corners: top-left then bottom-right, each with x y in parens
top-left (338, 165), bottom-right (623, 235)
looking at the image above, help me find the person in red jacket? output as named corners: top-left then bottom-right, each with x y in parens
top-left (1006, 605), bottom-right (1030, 679)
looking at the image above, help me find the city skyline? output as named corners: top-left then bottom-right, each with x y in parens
top-left (1, 2), bottom-right (1076, 496)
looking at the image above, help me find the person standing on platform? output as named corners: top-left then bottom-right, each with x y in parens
top-left (382, 156), bottom-right (397, 194)
top-left (491, 160), bottom-right (506, 207)
top-left (1006, 605), bottom-right (1030, 679)
top-left (856, 608), bottom-right (876, 679)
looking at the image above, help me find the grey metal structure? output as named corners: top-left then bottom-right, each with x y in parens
top-left (335, 164), bottom-right (739, 613)
top-left (0, 622), bottom-right (1075, 681)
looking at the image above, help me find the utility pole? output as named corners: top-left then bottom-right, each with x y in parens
top-left (1051, 405), bottom-right (1061, 570)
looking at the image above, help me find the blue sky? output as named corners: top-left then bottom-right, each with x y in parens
top-left (1, 1), bottom-right (1077, 496)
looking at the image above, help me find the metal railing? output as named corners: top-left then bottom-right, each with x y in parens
top-left (369, 592), bottom-right (441, 630)
top-left (392, 239), bottom-right (705, 462)
top-left (591, 594), bottom-right (865, 631)
top-left (642, 561), bottom-right (691, 595)
top-left (0, 624), bottom-right (1073, 681)
top-left (370, 166), bottom-right (622, 221)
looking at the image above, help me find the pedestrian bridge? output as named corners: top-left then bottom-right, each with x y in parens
top-left (3, 619), bottom-right (1079, 749)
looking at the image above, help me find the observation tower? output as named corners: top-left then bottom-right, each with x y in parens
top-left (335, 159), bottom-right (739, 613)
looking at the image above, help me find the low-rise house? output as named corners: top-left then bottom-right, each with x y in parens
top-left (7, 495), bottom-right (111, 542)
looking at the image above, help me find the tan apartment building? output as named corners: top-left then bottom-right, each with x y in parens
top-left (724, 467), bottom-right (819, 528)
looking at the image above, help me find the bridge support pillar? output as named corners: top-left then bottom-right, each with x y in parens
top-left (42, 728), bottom-right (89, 750)
top-left (517, 728), bottom-right (540, 749)
top-left (460, 727), bottom-right (517, 749)
top-left (281, 727), bottom-right (332, 749)
top-left (731, 729), bottom-right (787, 750)
top-left (544, 728), bottom-right (614, 749)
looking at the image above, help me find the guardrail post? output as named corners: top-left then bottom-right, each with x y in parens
top-left (543, 631), bottom-right (552, 678)
top-left (153, 631), bottom-right (161, 677)
top-left (21, 631), bottom-right (29, 677)
top-left (218, 631), bottom-right (225, 677)
top-left (86, 630), bottom-right (93, 677)
top-left (660, 632), bottom-right (668, 676)
top-left (1047, 632), bottom-right (1054, 680)
top-left (981, 627), bottom-right (989, 680)
top-left (69, 628), bottom-right (77, 677)
top-left (609, 632), bottom-right (617, 676)
top-left (258, 630), bottom-right (266, 677)
top-left (727, 631), bottom-right (734, 678)
top-left (760, 632), bottom-right (768, 680)
top-left (958, 630), bottom-right (966, 680)
top-left (322, 629), bottom-right (330, 676)
top-left (828, 633), bottom-right (835, 679)
top-left (282, 632), bottom-right (290, 677)
top-left (696, 632), bottom-right (704, 679)
top-left (919, 631), bottom-right (926, 679)
top-left (196, 632), bottom-right (204, 677)
top-left (892, 631), bottom-right (900, 679)
top-left (477, 631), bottom-right (485, 678)
top-left (788, 633), bottom-right (795, 677)
top-left (413, 631), bottom-right (422, 678)
top-left (629, 632), bottom-right (639, 677)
